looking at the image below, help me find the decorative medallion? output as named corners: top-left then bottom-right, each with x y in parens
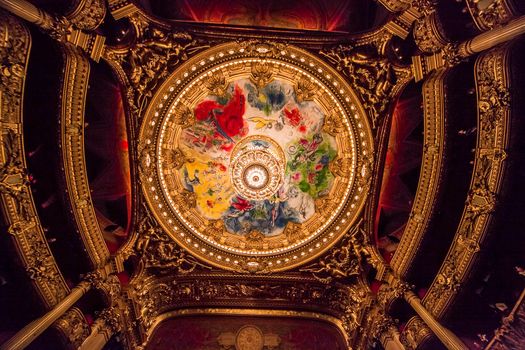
top-left (139, 41), bottom-right (374, 272)
top-left (235, 325), bottom-right (264, 350)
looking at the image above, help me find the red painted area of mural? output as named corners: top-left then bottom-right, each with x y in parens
top-left (150, 0), bottom-right (370, 32)
top-left (146, 315), bottom-right (347, 350)
top-left (375, 93), bottom-right (423, 262)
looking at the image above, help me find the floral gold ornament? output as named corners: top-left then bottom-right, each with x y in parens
top-left (138, 41), bottom-right (374, 272)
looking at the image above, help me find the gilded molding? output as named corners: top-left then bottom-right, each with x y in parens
top-left (54, 307), bottom-right (91, 349)
top-left (390, 69), bottom-right (448, 277)
top-left (466, 0), bottom-right (519, 31)
top-left (59, 44), bottom-right (110, 267)
top-left (423, 45), bottom-right (510, 318)
top-left (0, 12), bottom-right (70, 308)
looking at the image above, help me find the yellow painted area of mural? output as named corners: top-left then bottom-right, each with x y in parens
top-left (181, 149), bottom-right (235, 220)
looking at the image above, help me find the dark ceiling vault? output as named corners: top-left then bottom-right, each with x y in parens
top-left (1, 0), bottom-right (525, 350)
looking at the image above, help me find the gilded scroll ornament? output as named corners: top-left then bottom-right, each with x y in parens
top-left (294, 76), bottom-right (316, 103)
top-left (205, 71), bottom-right (229, 97)
top-left (320, 44), bottom-right (396, 129)
top-left (111, 24), bottom-right (209, 116)
top-left (300, 224), bottom-right (363, 283)
top-left (135, 204), bottom-right (211, 272)
top-left (250, 61), bottom-right (274, 89)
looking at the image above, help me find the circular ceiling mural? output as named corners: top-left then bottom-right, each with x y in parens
top-left (139, 41), bottom-right (374, 272)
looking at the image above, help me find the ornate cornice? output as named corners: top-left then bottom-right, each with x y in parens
top-left (128, 272), bottom-right (371, 345)
top-left (0, 12), bottom-right (70, 308)
top-left (423, 45), bottom-right (511, 318)
top-left (59, 44), bottom-right (110, 267)
top-left (390, 69), bottom-right (448, 277)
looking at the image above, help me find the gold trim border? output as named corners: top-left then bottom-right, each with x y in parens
top-left (60, 44), bottom-right (110, 267)
top-left (390, 69), bottom-right (448, 276)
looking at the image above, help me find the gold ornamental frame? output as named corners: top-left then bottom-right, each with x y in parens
top-left (138, 41), bottom-right (374, 273)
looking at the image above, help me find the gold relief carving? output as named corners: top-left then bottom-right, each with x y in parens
top-left (477, 68), bottom-right (510, 140)
top-left (98, 307), bottom-right (123, 333)
top-left (173, 106), bottom-right (195, 129)
top-left (250, 61), bottom-right (274, 89)
top-left (423, 47), bottom-right (510, 318)
top-left (164, 148), bottom-right (193, 170)
top-left (376, 276), bottom-right (412, 310)
top-left (173, 190), bottom-right (197, 211)
top-left (283, 222), bottom-right (303, 244)
top-left (54, 308), bottom-right (90, 348)
top-left (413, 12), bottom-right (447, 53)
top-left (375, 0), bottom-right (411, 12)
top-left (466, 0), bottom-right (517, 30)
top-left (329, 156), bottom-right (352, 178)
top-left (238, 258), bottom-right (270, 274)
top-left (294, 76), bottom-right (316, 103)
top-left (322, 113), bottom-right (344, 136)
top-left (138, 142), bottom-right (155, 179)
top-left (135, 204), bottom-right (211, 272)
top-left (238, 40), bottom-right (287, 58)
top-left (114, 25), bottom-right (209, 116)
top-left (300, 224), bottom-right (363, 284)
top-left (411, 0), bottom-right (437, 16)
top-left (205, 71), bottom-right (229, 97)
top-left (67, 0), bottom-right (107, 30)
top-left (320, 44), bottom-right (395, 129)
top-left (203, 220), bottom-right (225, 241)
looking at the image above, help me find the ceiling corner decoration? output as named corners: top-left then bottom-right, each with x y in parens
top-left (138, 41), bottom-right (374, 272)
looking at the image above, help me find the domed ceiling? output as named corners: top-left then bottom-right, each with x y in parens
top-left (139, 42), bottom-right (374, 272)
top-left (2, 1), bottom-right (525, 349)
